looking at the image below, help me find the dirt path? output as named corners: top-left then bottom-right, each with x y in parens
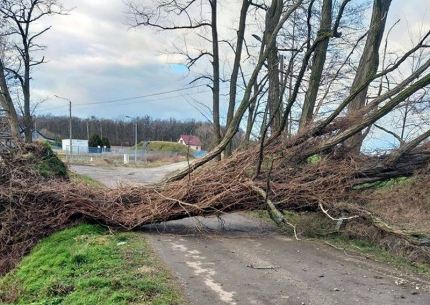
top-left (70, 162), bottom-right (188, 187)
top-left (72, 163), bottom-right (430, 305)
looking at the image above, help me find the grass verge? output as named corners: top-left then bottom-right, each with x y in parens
top-left (322, 235), bottom-right (430, 277)
top-left (0, 224), bottom-right (186, 305)
top-left (69, 172), bottom-right (105, 188)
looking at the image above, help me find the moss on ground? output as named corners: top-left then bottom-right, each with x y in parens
top-left (0, 224), bottom-right (186, 305)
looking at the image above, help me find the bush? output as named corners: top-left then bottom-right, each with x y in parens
top-left (37, 143), bottom-right (68, 178)
top-left (101, 137), bottom-right (111, 148)
top-left (88, 134), bottom-right (102, 147)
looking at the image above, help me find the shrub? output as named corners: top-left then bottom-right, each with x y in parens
top-left (88, 134), bottom-right (102, 147)
top-left (101, 137), bottom-right (111, 148)
top-left (37, 143), bottom-right (68, 178)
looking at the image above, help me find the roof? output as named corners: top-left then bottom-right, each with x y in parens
top-left (179, 135), bottom-right (201, 146)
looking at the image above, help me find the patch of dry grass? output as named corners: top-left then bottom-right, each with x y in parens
top-left (367, 174), bottom-right (430, 234)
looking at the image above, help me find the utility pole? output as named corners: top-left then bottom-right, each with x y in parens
top-left (134, 119), bottom-right (138, 163)
top-left (126, 116), bottom-right (138, 163)
top-left (86, 119), bottom-right (90, 140)
top-left (69, 100), bottom-right (72, 156)
top-left (55, 95), bottom-right (72, 161)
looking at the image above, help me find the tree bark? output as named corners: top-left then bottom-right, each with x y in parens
top-left (299, 0), bottom-right (333, 130)
top-left (23, 55), bottom-right (32, 143)
top-left (225, 0), bottom-right (250, 156)
top-left (244, 83), bottom-right (259, 144)
top-left (344, 0), bottom-right (392, 154)
top-left (302, 72), bottom-right (430, 159)
top-left (166, 0), bottom-right (304, 182)
top-left (265, 0), bottom-right (283, 133)
top-left (0, 59), bottom-right (20, 140)
top-left (210, 0), bottom-right (222, 160)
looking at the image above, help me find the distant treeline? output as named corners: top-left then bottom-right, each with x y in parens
top-left (35, 115), bottom-right (212, 148)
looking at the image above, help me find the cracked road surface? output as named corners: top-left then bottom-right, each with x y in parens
top-left (72, 163), bottom-right (430, 305)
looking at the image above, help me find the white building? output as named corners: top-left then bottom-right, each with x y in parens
top-left (62, 139), bottom-right (89, 154)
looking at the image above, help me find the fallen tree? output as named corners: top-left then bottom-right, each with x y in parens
top-left (1, 141), bottom-right (429, 275)
top-left (1, 0), bottom-right (430, 277)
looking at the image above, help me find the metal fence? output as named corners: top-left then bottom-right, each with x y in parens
top-left (55, 145), bottom-right (184, 164)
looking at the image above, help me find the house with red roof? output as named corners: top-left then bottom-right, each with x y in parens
top-left (178, 135), bottom-right (202, 151)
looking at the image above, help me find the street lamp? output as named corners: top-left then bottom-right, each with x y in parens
top-left (126, 116), bottom-right (138, 163)
top-left (54, 95), bottom-right (72, 160)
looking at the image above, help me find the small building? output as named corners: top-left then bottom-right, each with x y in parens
top-left (178, 135), bottom-right (202, 151)
top-left (62, 139), bottom-right (89, 154)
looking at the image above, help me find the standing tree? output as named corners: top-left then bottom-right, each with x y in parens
top-left (0, 0), bottom-right (65, 143)
top-left (164, 0), bottom-right (430, 181)
top-left (129, 0), bottom-right (256, 158)
top-left (129, 0), bottom-right (222, 156)
top-left (88, 134), bottom-right (103, 148)
top-left (0, 36), bottom-right (20, 140)
top-left (343, 0), bottom-right (391, 154)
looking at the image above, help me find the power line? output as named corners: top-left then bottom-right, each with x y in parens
top-left (78, 84), bottom-right (207, 106)
top-left (37, 84), bottom-right (209, 112)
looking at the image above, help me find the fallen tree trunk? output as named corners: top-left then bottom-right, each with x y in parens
top-left (353, 151), bottom-right (430, 185)
top-left (1, 142), bottom-right (430, 275)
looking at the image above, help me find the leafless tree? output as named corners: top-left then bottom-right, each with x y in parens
top-left (129, 0), bottom-right (224, 157)
top-left (343, 0), bottom-right (391, 154)
top-left (0, 0), bottom-right (66, 143)
top-left (165, 0), bottom-right (430, 181)
top-left (0, 36), bottom-right (20, 140)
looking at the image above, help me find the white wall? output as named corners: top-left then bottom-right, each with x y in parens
top-left (62, 139), bottom-right (89, 153)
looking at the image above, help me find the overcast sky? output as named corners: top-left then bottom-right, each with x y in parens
top-left (33, 0), bottom-right (429, 122)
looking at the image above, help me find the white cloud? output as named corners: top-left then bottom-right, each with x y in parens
top-left (29, 0), bottom-right (430, 122)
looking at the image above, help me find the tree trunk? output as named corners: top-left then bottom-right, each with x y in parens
top-left (225, 0), bottom-right (250, 156)
top-left (166, 0), bottom-right (303, 182)
top-left (0, 59), bottom-right (20, 140)
top-left (23, 54), bottom-right (32, 143)
top-left (210, 0), bottom-right (221, 160)
top-left (344, 0), bottom-right (391, 154)
top-left (299, 0), bottom-right (333, 130)
top-left (244, 83), bottom-right (259, 144)
top-left (265, 0), bottom-right (283, 133)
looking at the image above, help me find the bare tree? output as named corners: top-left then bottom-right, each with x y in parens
top-left (299, 0), bottom-right (351, 129)
top-left (0, 57), bottom-right (20, 140)
top-left (129, 0), bottom-right (223, 157)
top-left (0, 17), bottom-right (20, 140)
top-left (224, 0), bottom-right (250, 156)
top-left (166, 0), bottom-right (430, 181)
top-left (343, 0), bottom-right (391, 154)
top-left (0, 0), bottom-right (65, 143)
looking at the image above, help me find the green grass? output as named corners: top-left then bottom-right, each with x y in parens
top-left (0, 224), bottom-right (186, 305)
top-left (323, 235), bottom-right (430, 277)
top-left (69, 172), bottom-right (105, 188)
top-left (137, 141), bottom-right (195, 156)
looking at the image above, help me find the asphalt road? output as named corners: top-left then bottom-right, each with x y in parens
top-left (145, 214), bottom-right (430, 305)
top-left (70, 162), bottom-right (188, 187)
top-left (72, 163), bottom-right (430, 305)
